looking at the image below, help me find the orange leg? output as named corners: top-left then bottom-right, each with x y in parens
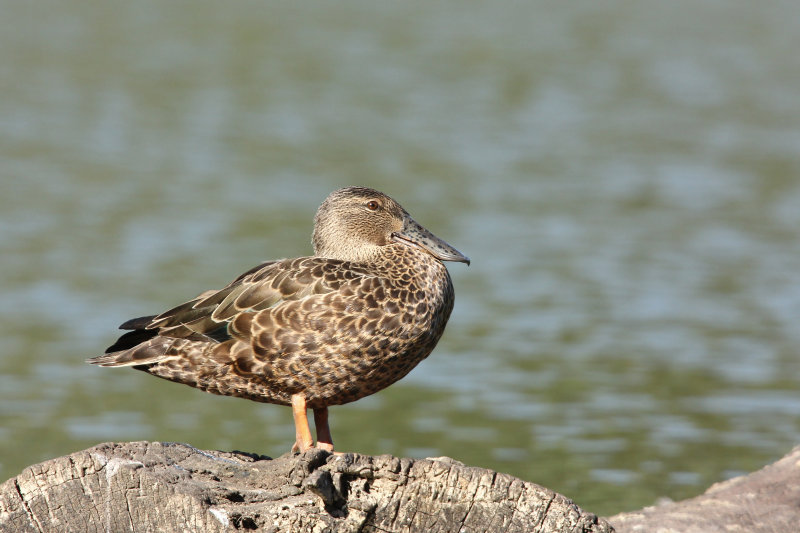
top-left (290, 394), bottom-right (314, 453)
top-left (314, 407), bottom-right (334, 452)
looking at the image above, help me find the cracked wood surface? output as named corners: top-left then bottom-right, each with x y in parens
top-left (608, 445), bottom-right (800, 533)
top-left (0, 441), bottom-right (610, 532)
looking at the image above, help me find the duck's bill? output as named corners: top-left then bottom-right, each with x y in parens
top-left (392, 217), bottom-right (470, 265)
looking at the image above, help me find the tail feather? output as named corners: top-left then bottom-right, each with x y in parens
top-left (104, 328), bottom-right (158, 353)
top-left (119, 315), bottom-right (158, 330)
top-left (86, 336), bottom-right (173, 367)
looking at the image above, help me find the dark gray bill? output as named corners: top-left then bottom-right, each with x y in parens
top-left (392, 216), bottom-right (470, 265)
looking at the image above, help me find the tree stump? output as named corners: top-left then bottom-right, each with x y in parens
top-left (0, 441), bottom-right (610, 532)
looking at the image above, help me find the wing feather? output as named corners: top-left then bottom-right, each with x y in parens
top-left (89, 257), bottom-right (364, 368)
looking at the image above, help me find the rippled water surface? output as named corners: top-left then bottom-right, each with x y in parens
top-left (2, 1), bottom-right (800, 516)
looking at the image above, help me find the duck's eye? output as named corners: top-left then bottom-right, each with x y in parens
top-left (366, 200), bottom-right (380, 211)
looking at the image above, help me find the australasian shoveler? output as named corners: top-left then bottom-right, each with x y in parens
top-left (87, 186), bottom-right (469, 452)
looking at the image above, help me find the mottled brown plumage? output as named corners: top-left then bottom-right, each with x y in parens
top-left (88, 187), bottom-right (469, 452)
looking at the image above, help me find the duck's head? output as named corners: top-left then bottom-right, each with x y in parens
top-left (312, 186), bottom-right (470, 265)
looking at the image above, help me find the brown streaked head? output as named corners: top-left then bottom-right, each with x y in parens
top-left (312, 186), bottom-right (469, 265)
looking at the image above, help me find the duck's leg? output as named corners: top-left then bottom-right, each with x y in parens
top-left (290, 394), bottom-right (314, 453)
top-left (313, 407), bottom-right (334, 452)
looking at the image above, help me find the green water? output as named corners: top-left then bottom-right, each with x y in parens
top-left (2, 1), bottom-right (800, 517)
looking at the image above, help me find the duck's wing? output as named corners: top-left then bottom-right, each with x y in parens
top-left (87, 257), bottom-right (364, 367)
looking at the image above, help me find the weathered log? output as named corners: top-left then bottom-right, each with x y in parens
top-left (5, 442), bottom-right (798, 532)
top-left (0, 441), bottom-right (610, 532)
top-left (609, 445), bottom-right (800, 533)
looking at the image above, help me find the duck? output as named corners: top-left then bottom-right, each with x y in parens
top-left (87, 186), bottom-right (469, 452)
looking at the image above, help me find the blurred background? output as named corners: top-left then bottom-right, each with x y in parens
top-left (2, 0), bottom-right (800, 517)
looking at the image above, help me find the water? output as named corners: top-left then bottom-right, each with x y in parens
top-left (2, 0), bottom-right (800, 516)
